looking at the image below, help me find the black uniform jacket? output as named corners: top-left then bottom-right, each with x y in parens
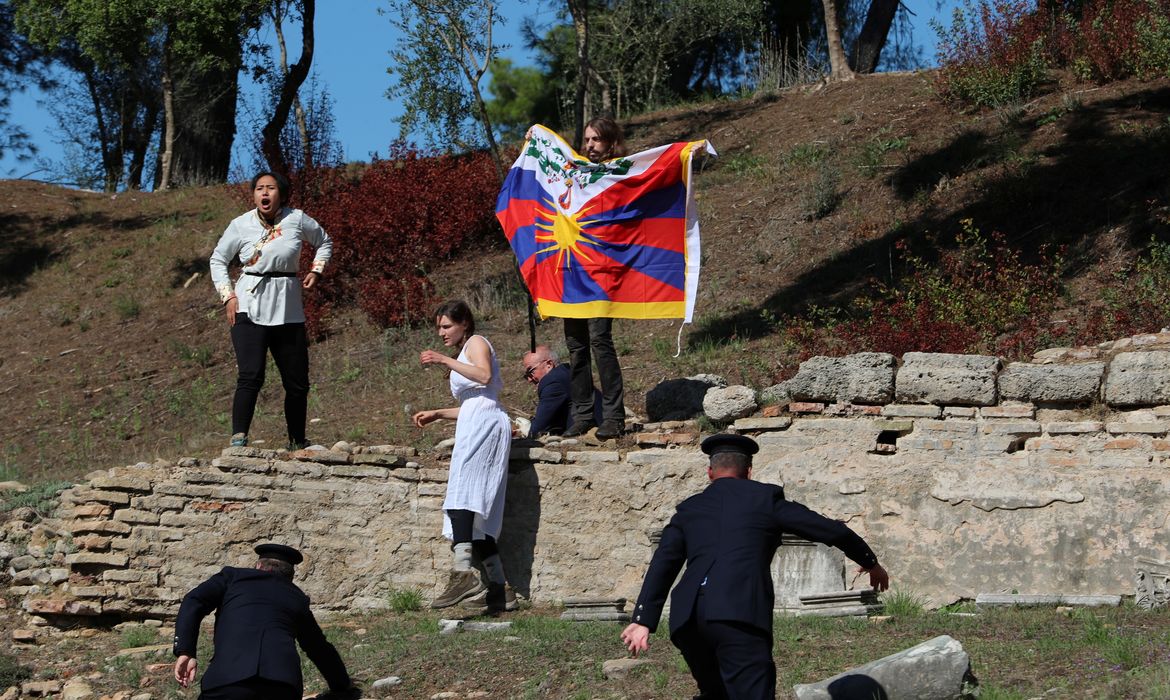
top-left (173, 566), bottom-right (351, 693)
top-left (630, 477), bottom-right (879, 636)
top-left (528, 363), bottom-right (603, 438)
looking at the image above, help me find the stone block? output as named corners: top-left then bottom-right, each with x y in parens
top-left (113, 509), bottom-right (160, 525)
top-left (75, 535), bottom-right (111, 551)
top-left (289, 449), bottom-right (351, 464)
top-left (1105, 422), bottom-right (1169, 435)
top-left (896, 352), bottom-right (999, 406)
top-left (130, 495), bottom-right (186, 511)
top-left (981, 421), bottom-right (1041, 435)
top-left (999, 362), bottom-right (1104, 404)
top-left (366, 444), bottom-right (418, 458)
top-left (272, 460), bottom-right (326, 476)
top-left (785, 352), bottom-right (896, 404)
top-left (975, 593), bottom-right (1120, 607)
top-left (916, 420), bottom-right (980, 436)
top-left (181, 470), bottom-right (233, 484)
top-left (646, 374), bottom-right (726, 421)
top-left (103, 569), bottom-right (160, 584)
top-left (881, 404), bottom-right (942, 418)
top-left (870, 419), bottom-right (914, 432)
top-left (70, 519), bottom-right (131, 536)
top-left (210, 456), bottom-right (271, 473)
top-left (703, 385), bottom-right (757, 423)
top-left (418, 484), bottom-right (448, 497)
top-left (1104, 351), bottom-right (1170, 407)
top-left (155, 484), bottom-right (214, 498)
top-left (330, 465), bottom-right (392, 478)
top-left (792, 635), bottom-right (972, 700)
top-left (942, 406), bottom-right (977, 418)
top-left (68, 504), bottom-right (111, 518)
top-left (509, 446), bottom-right (563, 463)
top-left (634, 432), bottom-right (696, 446)
top-left (67, 552), bottom-right (128, 567)
top-left (979, 404), bottom-right (1036, 419)
top-left (349, 454), bottom-right (407, 467)
top-left (159, 513), bottom-right (207, 527)
top-left (89, 476), bottom-right (153, 492)
top-left (788, 402), bottom-right (825, 413)
top-left (1045, 421), bottom-right (1104, 434)
top-left (67, 488), bottom-right (131, 506)
top-left (1135, 557), bottom-right (1170, 610)
top-left (731, 417), bottom-right (793, 432)
top-left (564, 451), bottom-right (620, 463)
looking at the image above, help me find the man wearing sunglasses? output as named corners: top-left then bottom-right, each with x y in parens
top-left (521, 345), bottom-right (601, 439)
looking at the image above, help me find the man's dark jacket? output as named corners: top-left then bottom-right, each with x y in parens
top-left (630, 477), bottom-right (879, 635)
top-left (528, 363), bottom-right (601, 437)
top-left (173, 566), bottom-right (351, 694)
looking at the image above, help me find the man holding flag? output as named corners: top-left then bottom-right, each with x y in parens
top-left (498, 118), bottom-right (713, 438)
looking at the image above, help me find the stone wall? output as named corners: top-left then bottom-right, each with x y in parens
top-left (7, 338), bottom-right (1170, 624)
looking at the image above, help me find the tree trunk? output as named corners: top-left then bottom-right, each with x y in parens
top-left (263, 0), bottom-right (315, 176)
top-left (821, 0), bottom-right (855, 81)
top-left (567, 0), bottom-right (588, 149)
top-left (166, 45), bottom-right (243, 186)
top-left (852, 0), bottom-right (900, 74)
top-left (157, 30), bottom-right (175, 191)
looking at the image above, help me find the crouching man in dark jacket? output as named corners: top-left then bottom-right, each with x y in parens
top-left (173, 543), bottom-right (358, 700)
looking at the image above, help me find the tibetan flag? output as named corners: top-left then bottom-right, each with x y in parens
top-left (496, 124), bottom-right (714, 321)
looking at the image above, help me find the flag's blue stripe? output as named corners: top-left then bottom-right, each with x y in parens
top-left (577, 241), bottom-right (685, 290)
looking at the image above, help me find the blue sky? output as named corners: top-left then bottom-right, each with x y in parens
top-left (0, 0), bottom-right (957, 183)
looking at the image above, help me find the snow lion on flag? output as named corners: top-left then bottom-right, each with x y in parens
top-left (496, 124), bottom-right (715, 323)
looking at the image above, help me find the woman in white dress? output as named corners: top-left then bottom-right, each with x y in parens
top-left (412, 300), bottom-right (515, 613)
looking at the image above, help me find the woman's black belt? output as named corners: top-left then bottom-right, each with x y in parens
top-left (243, 271), bottom-right (297, 278)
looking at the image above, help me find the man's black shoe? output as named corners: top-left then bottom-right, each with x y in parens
top-left (563, 420), bottom-right (597, 438)
top-left (596, 420), bottom-right (624, 440)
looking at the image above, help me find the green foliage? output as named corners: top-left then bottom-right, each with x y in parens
top-left (801, 163), bottom-right (840, 220)
top-left (486, 57), bottom-right (559, 143)
top-left (0, 652), bottom-right (32, 688)
top-left (723, 151), bottom-right (767, 176)
top-left (856, 129), bottom-right (910, 175)
top-left (119, 625), bottom-right (159, 648)
top-left (881, 587), bottom-right (928, 617)
top-left (0, 480), bottom-right (71, 517)
top-left (388, 587), bottom-right (425, 613)
top-left (784, 142), bottom-right (829, 168)
top-left (113, 294), bottom-right (141, 319)
top-left (384, 0), bottom-right (502, 155)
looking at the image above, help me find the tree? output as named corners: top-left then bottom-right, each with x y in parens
top-left (12, 0), bottom-right (267, 189)
top-left (384, 0), bottom-right (505, 176)
top-left (485, 57), bottom-right (558, 143)
top-left (852, 0), bottom-right (901, 73)
top-left (821, 0), bottom-right (855, 81)
top-left (259, 0), bottom-right (315, 175)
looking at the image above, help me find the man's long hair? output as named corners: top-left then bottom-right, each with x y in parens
top-left (585, 117), bottom-right (628, 158)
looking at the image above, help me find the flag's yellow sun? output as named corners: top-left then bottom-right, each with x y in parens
top-left (534, 202), bottom-right (600, 268)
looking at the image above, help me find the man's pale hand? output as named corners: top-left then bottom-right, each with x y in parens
top-left (862, 563), bottom-right (890, 592)
top-left (174, 655), bottom-right (197, 687)
top-left (620, 622), bottom-right (651, 656)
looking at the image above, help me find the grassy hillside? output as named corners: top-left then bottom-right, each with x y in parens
top-left (2, 70), bottom-right (1170, 487)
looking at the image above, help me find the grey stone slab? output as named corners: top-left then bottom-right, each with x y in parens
top-left (1045, 421), bottom-right (1104, 434)
top-left (732, 417), bottom-right (793, 431)
top-left (785, 353), bottom-right (896, 404)
top-left (792, 635), bottom-right (973, 700)
top-left (896, 352), bottom-right (999, 406)
top-left (1104, 351), bottom-right (1170, 407)
top-left (1105, 422), bottom-right (1169, 435)
top-left (881, 404), bottom-right (942, 418)
top-left (999, 362), bottom-right (1104, 403)
top-left (975, 593), bottom-right (1121, 608)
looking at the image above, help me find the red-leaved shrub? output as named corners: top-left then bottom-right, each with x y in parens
top-left (271, 145), bottom-right (504, 335)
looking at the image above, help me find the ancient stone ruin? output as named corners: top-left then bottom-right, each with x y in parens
top-left (6, 333), bottom-right (1170, 629)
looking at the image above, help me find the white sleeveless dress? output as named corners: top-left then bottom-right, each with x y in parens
top-left (442, 336), bottom-right (512, 541)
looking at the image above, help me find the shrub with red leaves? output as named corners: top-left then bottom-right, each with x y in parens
top-left (280, 146), bottom-right (502, 335)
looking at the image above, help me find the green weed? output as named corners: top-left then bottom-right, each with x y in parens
top-left (723, 151), bottom-right (767, 176)
top-left (119, 625), bottom-right (159, 648)
top-left (881, 587), bottom-right (928, 617)
top-left (856, 129), bottom-right (910, 176)
top-left (113, 295), bottom-right (140, 319)
top-left (387, 587), bottom-right (424, 613)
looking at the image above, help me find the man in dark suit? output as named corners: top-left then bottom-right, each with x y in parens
top-left (620, 434), bottom-right (890, 700)
top-left (173, 543), bottom-right (357, 700)
top-left (522, 345), bottom-right (601, 438)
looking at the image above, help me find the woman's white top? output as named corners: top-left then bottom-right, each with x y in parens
top-left (209, 207), bottom-right (332, 326)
